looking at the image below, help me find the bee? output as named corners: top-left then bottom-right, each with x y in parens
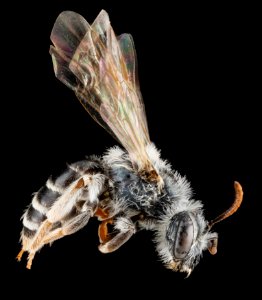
top-left (17, 10), bottom-right (243, 275)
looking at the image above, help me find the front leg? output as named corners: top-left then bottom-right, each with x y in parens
top-left (98, 216), bottom-right (136, 253)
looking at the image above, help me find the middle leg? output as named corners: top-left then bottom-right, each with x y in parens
top-left (98, 216), bottom-right (136, 253)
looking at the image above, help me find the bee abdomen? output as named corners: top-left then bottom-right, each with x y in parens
top-left (21, 158), bottom-right (104, 240)
top-left (22, 204), bottom-right (47, 238)
top-left (22, 187), bottom-right (60, 238)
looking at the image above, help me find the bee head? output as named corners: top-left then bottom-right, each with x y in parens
top-left (163, 181), bottom-right (243, 276)
top-left (165, 211), bottom-right (218, 276)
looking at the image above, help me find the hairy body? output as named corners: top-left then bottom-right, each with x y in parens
top-left (17, 10), bottom-right (243, 275)
top-left (19, 144), bottom-right (210, 272)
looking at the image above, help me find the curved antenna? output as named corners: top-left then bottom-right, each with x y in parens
top-left (209, 181), bottom-right (243, 229)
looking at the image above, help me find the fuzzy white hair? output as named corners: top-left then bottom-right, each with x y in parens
top-left (103, 144), bottom-right (218, 275)
top-left (146, 143), bottom-right (172, 173)
top-left (103, 143), bottom-right (172, 173)
top-left (154, 198), bottom-right (217, 274)
top-left (114, 217), bottom-right (136, 233)
top-left (103, 146), bottom-right (132, 170)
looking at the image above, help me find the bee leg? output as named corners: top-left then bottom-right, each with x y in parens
top-left (16, 249), bottom-right (25, 261)
top-left (95, 207), bottom-right (110, 221)
top-left (98, 217), bottom-right (136, 253)
top-left (25, 210), bottom-right (91, 268)
top-left (25, 211), bottom-right (92, 269)
top-left (24, 220), bottom-right (53, 269)
top-left (26, 253), bottom-right (36, 270)
top-left (42, 211), bottom-right (92, 245)
top-left (39, 228), bottom-right (63, 245)
top-left (98, 218), bottom-right (114, 243)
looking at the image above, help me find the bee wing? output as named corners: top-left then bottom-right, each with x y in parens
top-left (49, 11), bottom-right (117, 140)
top-left (50, 10), bottom-right (159, 181)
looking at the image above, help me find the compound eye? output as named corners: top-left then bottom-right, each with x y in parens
top-left (167, 212), bottom-right (194, 259)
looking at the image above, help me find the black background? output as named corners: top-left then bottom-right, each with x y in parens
top-left (4, 0), bottom-right (259, 297)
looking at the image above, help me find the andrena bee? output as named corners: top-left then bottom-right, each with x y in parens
top-left (17, 10), bottom-right (243, 275)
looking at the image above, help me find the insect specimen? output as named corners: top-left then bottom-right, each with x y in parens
top-left (17, 10), bottom-right (243, 275)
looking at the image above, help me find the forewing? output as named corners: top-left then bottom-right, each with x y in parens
top-left (50, 10), bottom-right (157, 177)
top-left (50, 11), bottom-right (117, 139)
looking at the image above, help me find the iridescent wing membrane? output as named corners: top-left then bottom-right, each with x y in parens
top-left (50, 10), bottom-right (161, 183)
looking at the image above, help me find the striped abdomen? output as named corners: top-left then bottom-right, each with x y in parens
top-left (21, 157), bottom-right (105, 243)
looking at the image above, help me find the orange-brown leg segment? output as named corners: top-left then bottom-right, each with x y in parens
top-left (30, 220), bottom-right (53, 251)
top-left (19, 210), bottom-right (92, 269)
top-left (26, 253), bottom-right (36, 270)
top-left (21, 220), bottom-right (53, 269)
top-left (16, 249), bottom-right (25, 262)
top-left (98, 217), bottom-right (136, 253)
top-left (95, 207), bottom-right (110, 220)
top-left (98, 218), bottom-right (113, 243)
top-left (16, 221), bottom-right (53, 269)
top-left (42, 228), bottom-right (64, 245)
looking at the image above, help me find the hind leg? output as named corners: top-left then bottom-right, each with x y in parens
top-left (43, 212), bottom-right (92, 244)
top-left (18, 167), bottom-right (106, 269)
top-left (25, 211), bottom-right (92, 269)
top-left (17, 220), bottom-right (53, 269)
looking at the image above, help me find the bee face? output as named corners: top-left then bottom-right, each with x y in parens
top-left (166, 211), bottom-right (219, 275)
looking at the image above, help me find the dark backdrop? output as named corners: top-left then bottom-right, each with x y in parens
top-left (4, 1), bottom-right (259, 298)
